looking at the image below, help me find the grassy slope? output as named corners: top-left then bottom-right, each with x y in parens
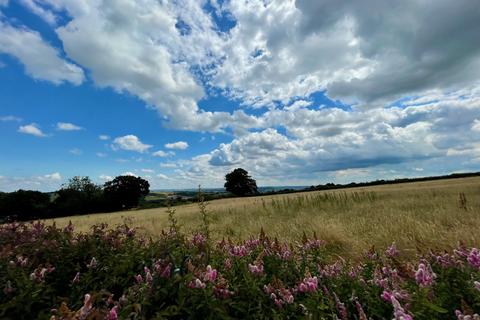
top-left (46, 176), bottom-right (480, 259)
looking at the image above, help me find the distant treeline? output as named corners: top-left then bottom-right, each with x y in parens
top-left (0, 175), bottom-right (149, 222)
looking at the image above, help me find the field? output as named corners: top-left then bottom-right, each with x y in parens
top-left (47, 176), bottom-right (480, 259)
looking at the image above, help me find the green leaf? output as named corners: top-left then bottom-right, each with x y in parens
top-left (424, 301), bottom-right (448, 313)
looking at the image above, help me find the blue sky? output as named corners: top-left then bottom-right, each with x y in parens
top-left (1, 0), bottom-right (480, 191)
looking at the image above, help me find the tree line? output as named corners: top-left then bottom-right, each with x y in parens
top-left (0, 175), bottom-right (149, 221)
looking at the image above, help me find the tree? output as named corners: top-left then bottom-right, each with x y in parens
top-left (0, 190), bottom-right (51, 220)
top-left (224, 168), bottom-right (258, 196)
top-left (52, 176), bottom-right (104, 215)
top-left (103, 175), bottom-right (150, 210)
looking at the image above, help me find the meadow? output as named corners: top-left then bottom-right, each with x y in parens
top-left (47, 176), bottom-right (480, 259)
top-left (2, 176), bottom-right (480, 319)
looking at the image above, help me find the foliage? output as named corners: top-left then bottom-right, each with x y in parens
top-left (1, 218), bottom-right (480, 319)
top-left (103, 175), bottom-right (150, 210)
top-left (0, 190), bottom-right (50, 220)
top-left (224, 168), bottom-right (258, 196)
top-left (52, 177), bottom-right (104, 216)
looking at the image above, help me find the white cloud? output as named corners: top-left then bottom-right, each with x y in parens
top-left (165, 141), bottom-right (189, 150)
top-left (121, 171), bottom-right (138, 177)
top-left (141, 168), bottom-right (154, 173)
top-left (96, 152), bottom-right (107, 158)
top-left (18, 123), bottom-right (46, 137)
top-left (99, 174), bottom-right (113, 181)
top-left (98, 134), bottom-right (110, 140)
top-left (152, 150), bottom-right (175, 157)
top-left (472, 119), bottom-right (480, 132)
top-left (0, 172), bottom-right (63, 192)
top-left (112, 135), bottom-right (152, 153)
top-left (43, 172), bottom-right (61, 181)
top-left (159, 162), bottom-right (177, 168)
top-left (156, 173), bottom-right (171, 180)
top-left (57, 122), bottom-right (83, 131)
top-left (0, 20), bottom-right (84, 85)
top-left (0, 115), bottom-right (22, 122)
top-left (0, 0), bottom-right (9, 7)
top-left (18, 0), bottom-right (58, 25)
top-left (69, 148), bottom-right (82, 155)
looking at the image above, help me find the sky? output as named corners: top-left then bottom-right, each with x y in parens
top-left (1, 0), bottom-right (480, 192)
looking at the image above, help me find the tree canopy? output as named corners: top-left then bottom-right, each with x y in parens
top-left (104, 175), bottom-right (150, 210)
top-left (224, 168), bottom-right (258, 196)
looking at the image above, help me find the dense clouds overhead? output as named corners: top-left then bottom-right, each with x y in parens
top-left (0, 0), bottom-right (480, 190)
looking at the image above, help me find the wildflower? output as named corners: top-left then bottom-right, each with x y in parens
top-left (467, 248), bottom-right (480, 269)
top-left (188, 278), bottom-right (206, 289)
top-left (144, 267), bottom-right (153, 284)
top-left (355, 301), bottom-right (368, 320)
top-left (474, 281), bottom-right (480, 292)
top-left (248, 261), bottom-right (264, 276)
top-left (63, 221), bottom-right (74, 234)
top-left (224, 258), bottom-right (232, 270)
top-left (213, 277), bottom-right (234, 299)
top-left (414, 262), bottom-right (436, 287)
top-left (455, 310), bottom-right (480, 320)
top-left (230, 245), bottom-right (248, 257)
top-left (78, 294), bottom-right (93, 319)
top-left (86, 257), bottom-right (97, 269)
top-left (134, 274), bottom-right (143, 284)
top-left (72, 272), bottom-right (80, 284)
top-left (297, 276), bottom-right (318, 293)
top-left (107, 306), bottom-right (118, 320)
top-left (381, 290), bottom-right (393, 302)
top-left (204, 265), bottom-right (218, 282)
top-left (386, 242), bottom-right (399, 258)
top-left (192, 233), bottom-right (206, 247)
top-left (333, 293), bottom-right (348, 320)
top-left (391, 296), bottom-right (413, 320)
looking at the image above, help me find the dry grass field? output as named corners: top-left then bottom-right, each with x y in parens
top-left (45, 176), bottom-right (480, 259)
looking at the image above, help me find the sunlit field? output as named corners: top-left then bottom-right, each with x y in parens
top-left (46, 176), bottom-right (480, 259)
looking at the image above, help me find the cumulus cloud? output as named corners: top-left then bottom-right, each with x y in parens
top-left (165, 141), bottom-right (189, 150)
top-left (57, 122), bottom-right (83, 131)
top-left (18, 123), bottom-right (46, 137)
top-left (112, 135), bottom-right (152, 153)
top-left (0, 20), bottom-right (84, 85)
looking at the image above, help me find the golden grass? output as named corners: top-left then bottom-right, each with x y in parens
top-left (45, 177), bottom-right (480, 259)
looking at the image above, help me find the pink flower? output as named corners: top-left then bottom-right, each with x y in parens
top-left (415, 262), bottom-right (436, 287)
top-left (79, 294), bottom-right (93, 319)
top-left (386, 242), bottom-right (399, 258)
top-left (297, 276), bottom-right (318, 293)
top-left (467, 248), bottom-right (480, 269)
top-left (192, 233), bottom-right (206, 247)
top-left (204, 265), bottom-right (218, 282)
top-left (391, 296), bottom-right (413, 320)
top-left (135, 274), bottom-right (143, 284)
top-left (230, 245), bottom-right (248, 257)
top-left (355, 301), bottom-right (367, 320)
top-left (107, 306), bottom-right (118, 320)
top-left (188, 278), bottom-right (206, 289)
top-left (248, 262), bottom-right (264, 276)
top-left (333, 293), bottom-right (348, 320)
top-left (381, 290), bottom-right (393, 302)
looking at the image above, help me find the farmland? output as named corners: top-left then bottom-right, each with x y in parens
top-left (47, 176), bottom-right (480, 259)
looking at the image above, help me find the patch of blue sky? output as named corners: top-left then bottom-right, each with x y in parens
top-left (203, 0), bottom-right (236, 34)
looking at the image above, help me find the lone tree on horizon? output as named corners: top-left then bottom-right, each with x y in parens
top-left (104, 175), bottom-right (150, 209)
top-left (224, 168), bottom-right (258, 196)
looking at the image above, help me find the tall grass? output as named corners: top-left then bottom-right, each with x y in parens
top-left (46, 177), bottom-right (480, 259)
